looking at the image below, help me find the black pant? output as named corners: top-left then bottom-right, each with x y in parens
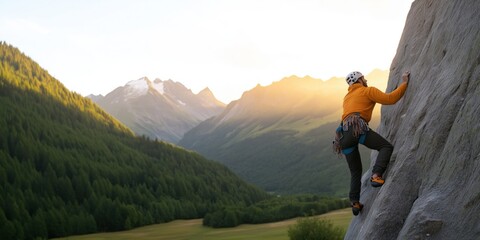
top-left (340, 128), bottom-right (393, 202)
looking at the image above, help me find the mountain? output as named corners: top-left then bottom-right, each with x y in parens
top-left (86, 94), bottom-right (103, 102)
top-left (345, 0), bottom-right (480, 239)
top-left (0, 42), bottom-right (268, 239)
top-left (90, 77), bottom-right (225, 143)
top-left (179, 70), bottom-right (388, 196)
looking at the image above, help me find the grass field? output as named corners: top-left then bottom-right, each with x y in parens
top-left (55, 208), bottom-right (352, 240)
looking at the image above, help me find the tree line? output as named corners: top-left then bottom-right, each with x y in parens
top-left (203, 194), bottom-right (349, 228)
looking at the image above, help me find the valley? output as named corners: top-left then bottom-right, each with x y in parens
top-left (0, 41), bottom-right (354, 240)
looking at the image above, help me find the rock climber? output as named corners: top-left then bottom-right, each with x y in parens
top-left (333, 70), bottom-right (410, 215)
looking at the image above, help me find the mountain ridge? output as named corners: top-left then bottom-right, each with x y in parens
top-left (90, 76), bottom-right (225, 143)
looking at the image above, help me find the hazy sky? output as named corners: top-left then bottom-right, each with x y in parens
top-left (1, 0), bottom-right (413, 103)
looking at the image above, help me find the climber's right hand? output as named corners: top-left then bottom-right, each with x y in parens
top-left (402, 71), bottom-right (410, 84)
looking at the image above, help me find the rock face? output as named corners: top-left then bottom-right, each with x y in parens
top-left (345, 0), bottom-right (480, 239)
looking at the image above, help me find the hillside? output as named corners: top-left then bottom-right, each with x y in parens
top-left (90, 77), bottom-right (225, 143)
top-left (345, 0), bottom-right (480, 239)
top-left (179, 70), bottom-right (388, 196)
top-left (0, 42), bottom-right (269, 240)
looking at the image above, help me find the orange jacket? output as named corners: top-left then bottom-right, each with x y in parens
top-left (342, 82), bottom-right (407, 122)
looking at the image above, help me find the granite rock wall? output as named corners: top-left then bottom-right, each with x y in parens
top-left (345, 0), bottom-right (480, 239)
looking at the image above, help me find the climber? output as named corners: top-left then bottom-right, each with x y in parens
top-left (333, 70), bottom-right (409, 216)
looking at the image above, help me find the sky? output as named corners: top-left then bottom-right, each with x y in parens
top-left (0, 0), bottom-right (414, 103)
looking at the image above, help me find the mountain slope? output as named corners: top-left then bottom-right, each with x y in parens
top-left (0, 42), bottom-right (268, 239)
top-left (179, 70), bottom-right (388, 196)
top-left (90, 77), bottom-right (225, 143)
top-left (345, 1), bottom-right (480, 239)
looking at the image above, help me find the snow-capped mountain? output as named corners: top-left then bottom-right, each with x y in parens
top-left (89, 77), bottom-right (225, 143)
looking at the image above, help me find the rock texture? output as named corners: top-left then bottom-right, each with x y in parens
top-left (345, 0), bottom-right (480, 239)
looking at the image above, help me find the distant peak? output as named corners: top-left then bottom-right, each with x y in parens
top-left (87, 93), bottom-right (103, 98)
top-left (303, 75), bottom-right (314, 80)
top-left (86, 94), bottom-right (104, 102)
top-left (198, 87), bottom-right (214, 98)
top-left (197, 87), bottom-right (224, 105)
top-left (126, 77), bottom-right (150, 86)
top-left (282, 75), bottom-right (317, 81)
top-left (368, 68), bottom-right (387, 74)
top-left (199, 87), bottom-right (212, 93)
top-left (161, 78), bottom-right (177, 85)
top-left (289, 74), bottom-right (300, 79)
top-left (273, 75), bottom-right (319, 87)
top-left (138, 76), bottom-right (150, 81)
top-left (152, 80), bottom-right (165, 95)
top-left (124, 77), bottom-right (150, 98)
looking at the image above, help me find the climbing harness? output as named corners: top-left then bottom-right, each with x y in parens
top-left (333, 113), bottom-right (369, 155)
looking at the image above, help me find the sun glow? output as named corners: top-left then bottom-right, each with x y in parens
top-left (0, 0), bottom-right (413, 103)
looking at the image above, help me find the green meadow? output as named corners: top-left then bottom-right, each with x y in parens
top-left (55, 208), bottom-right (352, 240)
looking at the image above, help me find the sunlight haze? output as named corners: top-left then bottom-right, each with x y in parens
top-left (0, 0), bottom-right (413, 103)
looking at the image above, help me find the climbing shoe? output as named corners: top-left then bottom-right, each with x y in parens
top-left (351, 202), bottom-right (363, 216)
top-left (370, 176), bottom-right (385, 187)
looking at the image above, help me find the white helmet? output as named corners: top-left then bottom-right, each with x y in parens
top-left (346, 71), bottom-right (363, 85)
